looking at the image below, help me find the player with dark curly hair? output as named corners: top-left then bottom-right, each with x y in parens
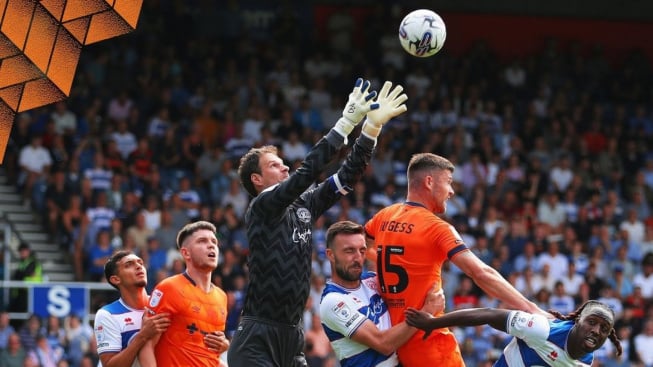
top-left (405, 300), bottom-right (621, 366)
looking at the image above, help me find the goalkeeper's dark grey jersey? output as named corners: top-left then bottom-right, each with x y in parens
top-left (242, 130), bottom-right (375, 325)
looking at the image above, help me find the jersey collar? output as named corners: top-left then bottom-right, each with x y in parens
top-left (405, 201), bottom-right (427, 209)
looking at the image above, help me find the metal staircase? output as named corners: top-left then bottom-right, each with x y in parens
top-left (0, 172), bottom-right (75, 282)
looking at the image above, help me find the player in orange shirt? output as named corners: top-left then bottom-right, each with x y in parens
top-left (365, 153), bottom-right (549, 367)
top-left (148, 220), bottom-right (229, 367)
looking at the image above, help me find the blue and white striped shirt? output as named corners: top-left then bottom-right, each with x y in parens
top-left (320, 272), bottom-right (398, 367)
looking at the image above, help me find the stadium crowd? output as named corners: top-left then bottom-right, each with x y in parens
top-left (2, 1), bottom-right (653, 366)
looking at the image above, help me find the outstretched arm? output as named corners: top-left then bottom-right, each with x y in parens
top-left (253, 78), bottom-right (378, 216)
top-left (452, 251), bottom-right (550, 318)
top-left (405, 307), bottom-right (511, 339)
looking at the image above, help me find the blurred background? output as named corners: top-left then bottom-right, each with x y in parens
top-left (1, 0), bottom-right (653, 366)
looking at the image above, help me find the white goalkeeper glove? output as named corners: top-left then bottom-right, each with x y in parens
top-left (334, 78), bottom-right (379, 142)
top-left (362, 81), bottom-right (408, 140)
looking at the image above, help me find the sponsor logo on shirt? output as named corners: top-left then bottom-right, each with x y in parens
top-left (344, 313), bottom-right (360, 328)
top-left (292, 227), bottom-right (312, 243)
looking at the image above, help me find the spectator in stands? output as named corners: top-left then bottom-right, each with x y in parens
top-left (281, 130), bottom-right (309, 164)
top-left (620, 208), bottom-right (646, 246)
top-left (634, 254), bottom-right (653, 300)
top-left (140, 195), bottom-right (161, 232)
top-left (18, 314), bottom-right (43, 353)
top-left (0, 311), bottom-right (15, 349)
top-left (549, 155), bottom-right (574, 195)
top-left (0, 332), bottom-right (26, 367)
top-left (147, 107), bottom-right (171, 142)
top-left (110, 120), bottom-right (137, 160)
top-left (103, 140), bottom-right (127, 176)
top-left (83, 153), bottom-right (113, 195)
top-left (220, 177), bottom-right (249, 219)
top-left (536, 240), bottom-right (569, 281)
top-left (635, 319), bottom-right (653, 366)
top-left (51, 101), bottom-right (77, 140)
top-left (537, 191), bottom-right (567, 232)
top-left (175, 177), bottom-right (201, 221)
top-left (107, 90), bottom-right (133, 123)
top-left (548, 281), bottom-right (576, 315)
top-left (560, 262), bottom-right (585, 296)
top-left (86, 230), bottom-right (114, 282)
top-left (164, 194), bottom-right (192, 232)
top-left (196, 146), bottom-right (224, 197)
top-left (44, 315), bottom-right (66, 359)
top-left (44, 170), bottom-right (71, 241)
top-left (180, 123), bottom-right (206, 178)
top-left (152, 209), bottom-right (177, 252)
top-left (145, 236), bottom-right (167, 291)
top-left (153, 125), bottom-right (182, 191)
top-left (75, 192), bottom-right (115, 280)
top-left (125, 213), bottom-right (153, 257)
top-left (127, 138), bottom-right (155, 194)
top-left (114, 191), bottom-right (139, 230)
top-left (64, 313), bottom-right (93, 367)
top-left (18, 134), bottom-right (52, 208)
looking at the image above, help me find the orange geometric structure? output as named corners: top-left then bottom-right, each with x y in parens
top-left (0, 0), bottom-right (143, 163)
top-left (40, 0), bottom-right (143, 45)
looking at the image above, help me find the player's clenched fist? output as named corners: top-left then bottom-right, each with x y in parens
top-left (140, 311), bottom-right (171, 339)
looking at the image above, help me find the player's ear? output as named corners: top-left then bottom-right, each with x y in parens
top-left (325, 248), bottom-right (334, 262)
top-left (109, 274), bottom-right (120, 287)
top-left (250, 173), bottom-right (262, 187)
top-left (424, 173), bottom-right (434, 190)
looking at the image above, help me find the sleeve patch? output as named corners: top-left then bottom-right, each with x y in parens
top-left (149, 289), bottom-right (163, 308)
top-left (333, 301), bottom-right (353, 321)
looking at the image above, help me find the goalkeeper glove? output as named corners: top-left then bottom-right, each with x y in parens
top-left (362, 81), bottom-right (408, 140)
top-left (334, 78), bottom-right (379, 142)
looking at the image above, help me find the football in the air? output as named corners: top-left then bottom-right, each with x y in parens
top-left (398, 9), bottom-right (447, 58)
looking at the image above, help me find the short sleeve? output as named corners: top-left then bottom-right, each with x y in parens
top-left (94, 309), bottom-right (123, 354)
top-left (148, 280), bottom-right (177, 315)
top-left (505, 311), bottom-right (550, 345)
top-left (319, 293), bottom-right (367, 338)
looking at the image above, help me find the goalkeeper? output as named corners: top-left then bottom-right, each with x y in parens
top-left (229, 78), bottom-right (407, 367)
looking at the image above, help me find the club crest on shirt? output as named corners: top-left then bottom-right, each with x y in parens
top-left (149, 289), bottom-right (163, 308)
top-left (296, 208), bottom-right (311, 223)
top-left (362, 277), bottom-right (378, 291)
